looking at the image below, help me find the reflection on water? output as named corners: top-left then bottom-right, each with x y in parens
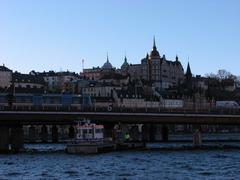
top-left (0, 144), bottom-right (240, 179)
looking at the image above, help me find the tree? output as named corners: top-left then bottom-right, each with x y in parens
top-left (206, 69), bottom-right (235, 81)
top-left (217, 69), bottom-right (232, 80)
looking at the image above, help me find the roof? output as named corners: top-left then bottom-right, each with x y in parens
top-left (0, 65), bottom-right (12, 72)
top-left (100, 72), bottom-right (128, 80)
top-left (13, 72), bottom-right (45, 85)
top-left (102, 55), bottom-right (113, 70)
top-left (121, 56), bottom-right (129, 69)
top-left (115, 86), bottom-right (145, 99)
top-left (185, 62), bottom-right (192, 77)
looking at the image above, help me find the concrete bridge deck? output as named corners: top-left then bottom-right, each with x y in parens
top-left (1, 111), bottom-right (240, 125)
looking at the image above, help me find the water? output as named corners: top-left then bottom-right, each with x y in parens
top-left (1, 144), bottom-right (240, 179)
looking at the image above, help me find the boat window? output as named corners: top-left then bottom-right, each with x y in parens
top-left (83, 129), bottom-right (88, 134)
top-left (89, 129), bottom-right (93, 134)
top-left (95, 129), bottom-right (102, 133)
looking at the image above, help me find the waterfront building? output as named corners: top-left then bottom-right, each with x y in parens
top-left (0, 65), bottom-right (12, 90)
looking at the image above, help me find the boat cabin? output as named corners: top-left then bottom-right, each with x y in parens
top-left (76, 122), bottom-right (104, 140)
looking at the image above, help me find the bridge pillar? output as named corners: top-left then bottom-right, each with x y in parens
top-left (142, 124), bottom-right (150, 142)
top-left (193, 129), bottom-right (202, 148)
top-left (129, 125), bottom-right (140, 141)
top-left (41, 125), bottom-right (48, 143)
top-left (0, 126), bottom-right (10, 153)
top-left (104, 124), bottom-right (114, 139)
top-left (68, 126), bottom-right (75, 139)
top-left (10, 125), bottom-right (24, 153)
top-left (29, 125), bottom-right (36, 143)
top-left (52, 125), bottom-right (58, 143)
top-left (161, 124), bottom-right (169, 142)
top-left (150, 125), bottom-right (157, 142)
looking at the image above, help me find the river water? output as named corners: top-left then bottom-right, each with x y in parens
top-left (1, 144), bottom-right (240, 179)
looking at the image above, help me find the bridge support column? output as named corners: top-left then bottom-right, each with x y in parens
top-left (10, 125), bottom-right (24, 153)
top-left (161, 124), bottom-right (169, 142)
top-left (0, 126), bottom-right (10, 153)
top-left (104, 124), bottom-right (114, 139)
top-left (29, 125), bottom-right (36, 143)
top-left (129, 125), bottom-right (140, 141)
top-left (41, 125), bottom-right (48, 143)
top-left (52, 125), bottom-right (58, 143)
top-left (142, 125), bottom-right (150, 142)
top-left (193, 129), bottom-right (202, 148)
top-left (68, 126), bottom-right (75, 139)
top-left (150, 125), bottom-right (157, 142)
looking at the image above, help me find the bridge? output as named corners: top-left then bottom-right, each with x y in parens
top-left (0, 111), bottom-right (240, 125)
top-left (1, 110), bottom-right (240, 153)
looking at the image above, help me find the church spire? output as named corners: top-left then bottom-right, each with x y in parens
top-left (150, 36), bottom-right (160, 58)
top-left (107, 52), bottom-right (109, 62)
top-left (175, 55), bottom-right (179, 61)
top-left (124, 55), bottom-right (127, 62)
top-left (153, 36), bottom-right (157, 50)
top-left (186, 62), bottom-right (192, 78)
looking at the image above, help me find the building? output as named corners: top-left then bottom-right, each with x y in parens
top-left (81, 67), bottom-right (101, 80)
top-left (57, 71), bottom-right (79, 93)
top-left (118, 38), bottom-right (185, 90)
top-left (12, 72), bottom-right (45, 93)
top-left (101, 54), bottom-right (115, 72)
top-left (0, 65), bottom-right (12, 90)
top-left (81, 55), bottom-right (115, 81)
top-left (39, 71), bottom-right (59, 92)
top-left (35, 71), bottom-right (79, 93)
top-left (82, 81), bottom-right (121, 98)
top-left (141, 38), bottom-right (184, 90)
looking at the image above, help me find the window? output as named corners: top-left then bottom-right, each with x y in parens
top-left (95, 129), bottom-right (102, 133)
top-left (83, 129), bottom-right (88, 134)
top-left (89, 129), bottom-right (93, 134)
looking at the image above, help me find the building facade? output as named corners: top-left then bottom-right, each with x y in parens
top-left (0, 65), bottom-right (12, 89)
top-left (140, 38), bottom-right (184, 90)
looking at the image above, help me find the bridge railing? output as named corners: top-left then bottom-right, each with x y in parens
top-left (1, 104), bottom-right (240, 115)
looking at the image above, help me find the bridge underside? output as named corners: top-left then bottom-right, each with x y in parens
top-left (0, 111), bottom-right (240, 125)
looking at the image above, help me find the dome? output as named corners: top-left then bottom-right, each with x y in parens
top-left (102, 56), bottom-right (113, 70)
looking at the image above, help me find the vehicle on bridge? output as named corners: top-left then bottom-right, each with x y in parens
top-left (216, 101), bottom-right (240, 109)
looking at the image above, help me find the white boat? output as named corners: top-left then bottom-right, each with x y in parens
top-left (66, 121), bottom-right (115, 154)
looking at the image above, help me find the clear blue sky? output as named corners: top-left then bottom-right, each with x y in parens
top-left (0, 0), bottom-right (240, 76)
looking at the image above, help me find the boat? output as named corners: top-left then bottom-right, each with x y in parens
top-left (66, 121), bottom-right (116, 154)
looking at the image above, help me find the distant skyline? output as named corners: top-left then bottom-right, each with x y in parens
top-left (0, 0), bottom-right (240, 75)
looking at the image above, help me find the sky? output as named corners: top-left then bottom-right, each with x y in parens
top-left (0, 0), bottom-right (240, 76)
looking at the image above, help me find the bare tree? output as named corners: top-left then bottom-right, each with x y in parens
top-left (217, 69), bottom-right (232, 80)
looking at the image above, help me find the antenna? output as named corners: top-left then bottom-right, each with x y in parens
top-left (82, 59), bottom-right (84, 72)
